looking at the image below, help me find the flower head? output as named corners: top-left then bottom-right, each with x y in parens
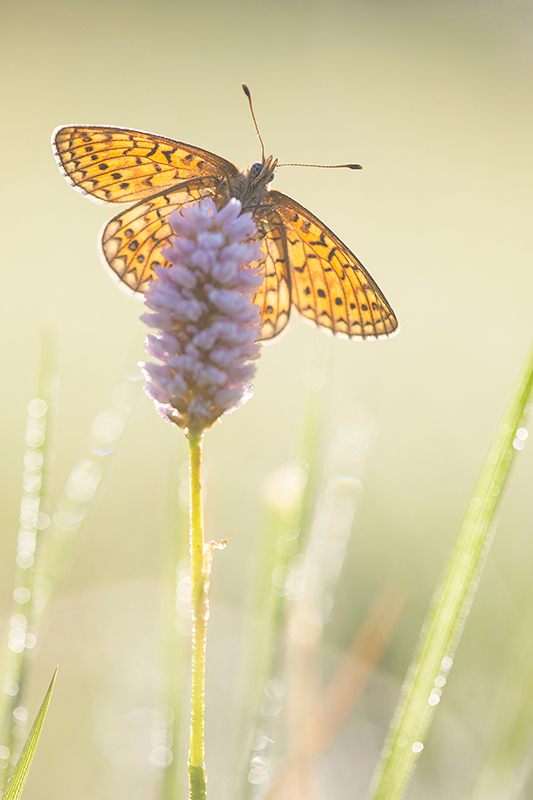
top-left (139, 198), bottom-right (263, 434)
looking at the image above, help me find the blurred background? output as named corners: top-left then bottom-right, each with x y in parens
top-left (2, 0), bottom-right (533, 797)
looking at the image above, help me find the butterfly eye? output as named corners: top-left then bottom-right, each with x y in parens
top-left (250, 162), bottom-right (262, 177)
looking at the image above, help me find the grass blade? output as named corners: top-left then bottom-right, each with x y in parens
top-left (368, 339), bottom-right (533, 800)
top-left (2, 668), bottom-right (58, 800)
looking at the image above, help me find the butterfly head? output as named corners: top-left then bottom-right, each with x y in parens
top-left (247, 154), bottom-right (277, 186)
top-left (231, 155), bottom-right (278, 214)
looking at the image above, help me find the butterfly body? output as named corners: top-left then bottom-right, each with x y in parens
top-left (225, 155), bottom-right (278, 213)
top-left (52, 124), bottom-right (399, 341)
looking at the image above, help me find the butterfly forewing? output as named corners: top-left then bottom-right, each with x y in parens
top-left (267, 190), bottom-right (398, 339)
top-left (53, 126), bottom-right (239, 205)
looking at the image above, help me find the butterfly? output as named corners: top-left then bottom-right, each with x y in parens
top-left (52, 89), bottom-right (399, 341)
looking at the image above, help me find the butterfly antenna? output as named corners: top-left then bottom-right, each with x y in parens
top-left (277, 162), bottom-right (363, 170)
top-left (242, 84), bottom-right (265, 162)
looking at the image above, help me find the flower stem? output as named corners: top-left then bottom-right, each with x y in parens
top-left (188, 430), bottom-right (208, 800)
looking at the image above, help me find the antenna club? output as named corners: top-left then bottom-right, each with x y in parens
top-left (277, 162), bottom-right (364, 170)
top-left (242, 84), bottom-right (265, 161)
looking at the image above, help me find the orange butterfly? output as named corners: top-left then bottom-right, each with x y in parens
top-left (52, 87), bottom-right (398, 341)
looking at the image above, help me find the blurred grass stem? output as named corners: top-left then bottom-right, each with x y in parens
top-left (266, 587), bottom-right (406, 800)
top-left (0, 328), bottom-right (56, 786)
top-left (188, 430), bottom-right (208, 800)
top-left (368, 339), bottom-right (533, 800)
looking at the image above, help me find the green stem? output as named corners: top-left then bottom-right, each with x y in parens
top-left (368, 338), bottom-right (533, 800)
top-left (188, 430), bottom-right (208, 800)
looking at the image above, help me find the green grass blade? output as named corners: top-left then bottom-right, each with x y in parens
top-left (2, 668), bottom-right (58, 800)
top-left (368, 339), bottom-right (533, 800)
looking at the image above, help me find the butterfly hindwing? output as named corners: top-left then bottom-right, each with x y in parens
top-left (267, 189), bottom-right (399, 339)
top-left (53, 125), bottom-right (239, 205)
top-left (252, 211), bottom-right (292, 340)
top-left (101, 177), bottom-right (221, 292)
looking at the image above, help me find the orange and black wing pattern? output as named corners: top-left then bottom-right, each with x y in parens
top-left (100, 177), bottom-right (223, 292)
top-left (252, 211), bottom-right (292, 340)
top-left (52, 125), bottom-right (239, 205)
top-left (52, 125), bottom-right (399, 340)
top-left (266, 189), bottom-right (399, 339)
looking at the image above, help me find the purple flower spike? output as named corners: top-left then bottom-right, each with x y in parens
top-left (139, 198), bottom-right (263, 434)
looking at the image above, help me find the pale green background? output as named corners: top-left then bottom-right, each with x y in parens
top-left (2, 0), bottom-right (533, 797)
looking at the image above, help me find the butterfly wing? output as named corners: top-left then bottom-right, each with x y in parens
top-left (266, 189), bottom-right (399, 339)
top-left (101, 177), bottom-right (223, 292)
top-left (252, 211), bottom-right (292, 341)
top-left (53, 125), bottom-right (398, 339)
top-left (52, 125), bottom-right (239, 205)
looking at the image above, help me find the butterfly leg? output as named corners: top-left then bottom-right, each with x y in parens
top-left (211, 174), bottom-right (232, 209)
